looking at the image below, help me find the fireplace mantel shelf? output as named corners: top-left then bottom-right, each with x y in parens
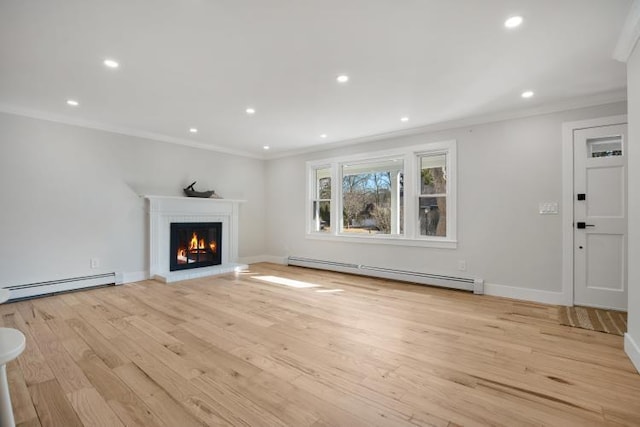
top-left (142, 195), bottom-right (247, 203)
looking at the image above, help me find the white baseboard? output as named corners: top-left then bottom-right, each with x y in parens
top-left (238, 255), bottom-right (288, 265)
top-left (483, 282), bottom-right (566, 305)
top-left (625, 333), bottom-right (640, 374)
top-left (118, 271), bottom-right (148, 285)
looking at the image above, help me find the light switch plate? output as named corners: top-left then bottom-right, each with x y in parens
top-left (539, 202), bottom-right (559, 215)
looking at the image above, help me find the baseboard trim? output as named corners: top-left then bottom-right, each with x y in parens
top-left (484, 282), bottom-right (566, 305)
top-left (238, 255), bottom-right (288, 265)
top-left (625, 333), bottom-right (640, 374)
top-left (118, 271), bottom-right (148, 285)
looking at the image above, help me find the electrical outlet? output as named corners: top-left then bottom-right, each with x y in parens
top-left (90, 258), bottom-right (100, 269)
top-left (458, 260), bottom-right (467, 272)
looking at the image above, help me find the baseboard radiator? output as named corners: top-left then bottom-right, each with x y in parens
top-left (6, 273), bottom-right (116, 301)
top-left (287, 256), bottom-right (484, 294)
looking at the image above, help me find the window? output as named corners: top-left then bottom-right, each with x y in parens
top-left (418, 153), bottom-right (447, 236)
top-left (341, 159), bottom-right (403, 235)
top-left (307, 140), bottom-right (456, 248)
top-left (311, 167), bottom-right (331, 232)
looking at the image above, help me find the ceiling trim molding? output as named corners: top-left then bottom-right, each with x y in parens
top-left (613, 0), bottom-right (640, 62)
top-left (0, 104), bottom-right (263, 160)
top-left (264, 89), bottom-right (628, 160)
top-left (0, 88), bottom-right (627, 162)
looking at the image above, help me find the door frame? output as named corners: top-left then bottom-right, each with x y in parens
top-left (561, 114), bottom-right (628, 306)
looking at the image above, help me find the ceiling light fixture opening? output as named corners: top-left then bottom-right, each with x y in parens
top-left (246, 107), bottom-right (256, 115)
top-left (263, 145), bottom-right (270, 150)
top-left (521, 90), bottom-right (534, 98)
top-left (401, 117), bottom-right (409, 122)
top-left (320, 134), bottom-right (328, 139)
top-left (66, 99), bottom-right (79, 106)
top-left (336, 75), bottom-right (349, 83)
top-left (189, 128), bottom-right (198, 133)
top-left (504, 16), bottom-right (523, 29)
top-left (103, 59), bottom-right (120, 69)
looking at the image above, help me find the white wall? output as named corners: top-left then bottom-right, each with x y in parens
top-left (265, 102), bottom-right (627, 302)
top-left (626, 41), bottom-right (640, 372)
top-left (0, 113), bottom-right (266, 287)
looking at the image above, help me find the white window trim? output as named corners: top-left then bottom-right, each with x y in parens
top-left (306, 140), bottom-right (457, 249)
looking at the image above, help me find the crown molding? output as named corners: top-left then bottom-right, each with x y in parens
top-left (0, 87), bottom-right (627, 162)
top-left (264, 88), bottom-right (628, 160)
top-left (613, 0), bottom-right (640, 62)
top-left (0, 104), bottom-right (263, 159)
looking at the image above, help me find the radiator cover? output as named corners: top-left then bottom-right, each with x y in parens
top-left (287, 256), bottom-right (484, 294)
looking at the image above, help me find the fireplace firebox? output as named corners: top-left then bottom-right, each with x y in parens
top-left (170, 222), bottom-right (222, 271)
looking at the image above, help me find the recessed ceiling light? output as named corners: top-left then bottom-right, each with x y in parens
top-left (400, 117), bottom-right (409, 122)
top-left (103, 59), bottom-right (119, 69)
top-left (504, 16), bottom-right (523, 29)
top-left (246, 107), bottom-right (256, 115)
top-left (66, 99), bottom-right (79, 106)
top-left (521, 90), bottom-right (534, 98)
top-left (320, 134), bottom-right (328, 139)
top-left (336, 75), bottom-right (349, 83)
top-left (263, 145), bottom-right (270, 150)
top-left (189, 128), bottom-right (198, 134)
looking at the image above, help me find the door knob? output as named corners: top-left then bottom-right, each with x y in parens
top-left (576, 222), bottom-right (595, 229)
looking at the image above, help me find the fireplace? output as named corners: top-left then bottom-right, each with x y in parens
top-left (170, 222), bottom-right (222, 271)
top-left (145, 195), bottom-right (246, 283)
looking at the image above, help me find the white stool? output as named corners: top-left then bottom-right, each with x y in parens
top-left (0, 328), bottom-right (26, 427)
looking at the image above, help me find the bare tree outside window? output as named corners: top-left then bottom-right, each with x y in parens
top-left (419, 154), bottom-right (447, 237)
top-left (341, 160), bottom-right (403, 234)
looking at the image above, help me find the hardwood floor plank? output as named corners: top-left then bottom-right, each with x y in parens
top-left (29, 379), bottom-right (83, 427)
top-left (3, 309), bottom-right (56, 386)
top-left (66, 387), bottom-right (125, 427)
top-left (114, 363), bottom-right (207, 427)
top-left (7, 359), bottom-right (39, 424)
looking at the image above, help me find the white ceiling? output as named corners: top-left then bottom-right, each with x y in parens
top-left (0, 0), bottom-right (631, 158)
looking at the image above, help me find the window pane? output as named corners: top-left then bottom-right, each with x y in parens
top-left (342, 159), bottom-right (403, 235)
top-left (419, 196), bottom-right (446, 236)
top-left (587, 136), bottom-right (623, 158)
top-left (312, 201), bottom-right (331, 232)
top-left (420, 154), bottom-right (447, 195)
top-left (316, 168), bottom-right (331, 199)
top-left (318, 201), bottom-right (330, 232)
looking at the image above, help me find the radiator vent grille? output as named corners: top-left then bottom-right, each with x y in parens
top-left (287, 256), bottom-right (483, 294)
top-left (6, 273), bottom-right (116, 301)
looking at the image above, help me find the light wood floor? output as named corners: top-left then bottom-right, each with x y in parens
top-left (2, 263), bottom-right (639, 427)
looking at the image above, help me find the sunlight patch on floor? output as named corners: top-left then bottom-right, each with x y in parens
top-left (315, 289), bottom-right (344, 293)
top-left (252, 275), bottom-right (321, 289)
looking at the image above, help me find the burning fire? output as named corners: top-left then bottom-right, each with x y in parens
top-left (189, 232), bottom-right (205, 250)
top-left (177, 231), bottom-right (215, 263)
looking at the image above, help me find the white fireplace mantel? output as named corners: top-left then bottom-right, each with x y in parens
top-left (144, 195), bottom-right (247, 283)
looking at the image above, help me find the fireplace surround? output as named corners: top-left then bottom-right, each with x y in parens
top-left (145, 195), bottom-right (247, 283)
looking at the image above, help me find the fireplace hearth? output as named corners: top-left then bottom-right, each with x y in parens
top-left (170, 222), bottom-right (222, 271)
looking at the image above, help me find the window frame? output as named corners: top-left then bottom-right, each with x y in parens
top-left (306, 140), bottom-right (457, 248)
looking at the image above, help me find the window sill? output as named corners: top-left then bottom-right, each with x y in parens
top-left (305, 233), bottom-right (457, 249)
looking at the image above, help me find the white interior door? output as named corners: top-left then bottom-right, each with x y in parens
top-left (573, 124), bottom-right (627, 310)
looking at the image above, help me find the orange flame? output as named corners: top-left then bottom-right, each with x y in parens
top-left (189, 232), bottom-right (198, 250)
top-left (209, 242), bottom-right (217, 252)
